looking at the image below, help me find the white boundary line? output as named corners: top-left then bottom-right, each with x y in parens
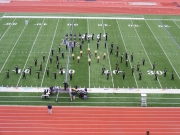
top-left (116, 20), bottom-right (138, 88)
top-left (2, 113), bottom-right (180, 116)
top-left (0, 127), bottom-right (180, 129)
top-left (130, 20), bottom-right (162, 88)
top-left (87, 19), bottom-right (90, 88)
top-left (2, 16), bottom-right (145, 20)
top-left (0, 18), bottom-right (17, 73)
top-left (1, 96), bottom-right (180, 100)
top-left (40, 19), bottom-right (60, 87)
top-left (1, 105), bottom-right (180, 108)
top-left (16, 19), bottom-right (45, 86)
top-left (1, 122), bottom-right (180, 124)
top-left (102, 19), bottom-right (114, 88)
top-left (3, 16), bottom-right (180, 21)
top-left (145, 20), bottom-right (180, 80)
top-left (0, 101), bottom-right (180, 104)
top-left (1, 131), bottom-right (179, 133)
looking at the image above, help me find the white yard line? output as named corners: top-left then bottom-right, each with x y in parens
top-left (159, 20), bottom-right (180, 49)
top-left (0, 19), bottom-right (29, 73)
top-left (0, 18), bottom-right (16, 41)
top-left (173, 20), bottom-right (180, 30)
top-left (116, 20), bottom-right (138, 88)
top-left (102, 19), bottom-right (114, 88)
top-left (145, 20), bottom-right (180, 80)
top-left (0, 13), bottom-right (6, 19)
top-left (130, 20), bottom-right (162, 88)
top-left (65, 19), bottom-right (74, 83)
top-left (87, 19), bottom-right (90, 88)
top-left (16, 19), bottom-right (45, 86)
top-left (40, 19), bottom-right (60, 87)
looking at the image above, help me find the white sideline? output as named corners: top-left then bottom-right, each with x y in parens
top-left (0, 87), bottom-right (180, 94)
top-left (2, 16), bottom-right (180, 21)
top-left (2, 16), bottom-right (145, 20)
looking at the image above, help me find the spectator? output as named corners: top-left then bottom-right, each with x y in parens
top-left (44, 89), bottom-right (47, 98)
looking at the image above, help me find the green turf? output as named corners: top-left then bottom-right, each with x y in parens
top-left (0, 13), bottom-right (180, 106)
top-left (0, 92), bottom-right (180, 107)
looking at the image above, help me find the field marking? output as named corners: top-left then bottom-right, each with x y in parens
top-left (1, 123), bottom-right (180, 127)
top-left (102, 19), bottom-right (114, 88)
top-left (65, 20), bottom-right (74, 83)
top-left (3, 16), bottom-right (145, 20)
top-left (3, 16), bottom-right (180, 21)
top-left (159, 20), bottom-right (180, 49)
top-left (173, 21), bottom-right (180, 47)
top-left (145, 20), bottom-right (180, 80)
top-left (40, 19), bottom-right (60, 87)
top-left (2, 34), bottom-right (180, 39)
top-left (0, 119), bottom-right (180, 123)
top-left (1, 131), bottom-right (179, 133)
top-left (0, 19), bottom-right (18, 73)
top-left (1, 109), bottom-right (180, 112)
top-left (1, 101), bottom-right (180, 104)
top-left (1, 96), bottom-right (180, 100)
top-left (173, 20), bottom-right (180, 30)
top-left (1, 105), bottom-right (180, 108)
top-left (1, 115), bottom-right (180, 118)
top-left (116, 20), bottom-right (138, 88)
top-left (1, 127), bottom-right (180, 130)
top-left (16, 19), bottom-right (45, 86)
top-left (87, 19), bottom-right (90, 88)
top-left (2, 113), bottom-right (180, 116)
top-left (130, 20), bottom-right (162, 88)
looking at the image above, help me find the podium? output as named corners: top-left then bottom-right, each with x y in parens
top-left (141, 93), bottom-right (147, 107)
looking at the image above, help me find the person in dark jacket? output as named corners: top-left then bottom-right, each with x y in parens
top-left (47, 104), bottom-right (52, 114)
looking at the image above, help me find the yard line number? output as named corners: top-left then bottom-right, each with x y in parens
top-left (128, 24), bottom-right (139, 27)
top-left (34, 23), bottom-right (47, 25)
top-left (158, 25), bottom-right (171, 28)
top-left (147, 70), bottom-right (164, 75)
top-left (98, 24), bottom-right (110, 26)
top-left (12, 69), bottom-right (75, 74)
top-left (67, 23), bottom-right (78, 26)
top-left (4, 23), bottom-right (17, 25)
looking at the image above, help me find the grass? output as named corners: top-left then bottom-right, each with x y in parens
top-left (0, 92), bottom-right (180, 107)
top-left (0, 13), bottom-right (180, 106)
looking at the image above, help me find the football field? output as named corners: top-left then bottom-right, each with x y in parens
top-left (0, 14), bottom-right (180, 89)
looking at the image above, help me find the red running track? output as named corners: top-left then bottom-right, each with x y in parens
top-left (0, 106), bottom-right (180, 135)
top-left (0, 0), bottom-right (180, 14)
